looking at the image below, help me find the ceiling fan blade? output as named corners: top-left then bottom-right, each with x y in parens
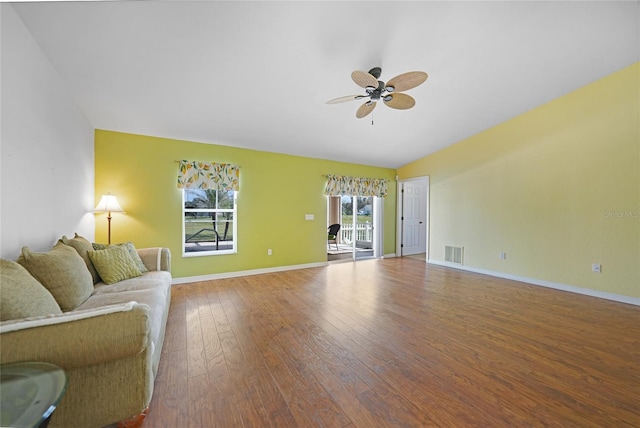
top-left (351, 70), bottom-right (379, 89)
top-left (384, 93), bottom-right (415, 110)
top-left (385, 71), bottom-right (428, 93)
top-left (356, 101), bottom-right (376, 118)
top-left (326, 95), bottom-right (365, 104)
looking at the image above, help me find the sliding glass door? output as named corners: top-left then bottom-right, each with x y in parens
top-left (328, 195), bottom-right (380, 261)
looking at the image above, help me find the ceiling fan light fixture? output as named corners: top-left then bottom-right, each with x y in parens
top-left (383, 94), bottom-right (393, 102)
top-left (385, 85), bottom-right (394, 93)
top-left (365, 86), bottom-right (376, 94)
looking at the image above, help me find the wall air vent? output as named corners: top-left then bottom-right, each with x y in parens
top-left (445, 246), bottom-right (464, 265)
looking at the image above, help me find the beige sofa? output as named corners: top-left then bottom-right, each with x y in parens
top-left (0, 235), bottom-right (172, 428)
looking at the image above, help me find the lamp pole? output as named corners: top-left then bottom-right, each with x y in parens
top-left (107, 210), bottom-right (113, 244)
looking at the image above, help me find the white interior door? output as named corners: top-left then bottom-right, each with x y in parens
top-left (398, 177), bottom-right (428, 256)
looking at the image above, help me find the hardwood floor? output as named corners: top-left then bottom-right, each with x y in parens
top-left (143, 258), bottom-right (640, 427)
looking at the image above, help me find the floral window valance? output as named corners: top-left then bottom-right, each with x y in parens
top-left (324, 174), bottom-right (388, 198)
top-left (177, 160), bottom-right (240, 191)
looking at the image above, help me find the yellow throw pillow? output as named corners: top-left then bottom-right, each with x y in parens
top-left (0, 259), bottom-right (62, 321)
top-left (18, 243), bottom-right (94, 312)
top-left (88, 246), bottom-right (142, 285)
top-left (92, 242), bottom-right (148, 273)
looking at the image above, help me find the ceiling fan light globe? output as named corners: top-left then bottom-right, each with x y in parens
top-left (385, 86), bottom-right (394, 93)
top-left (383, 95), bottom-right (393, 102)
top-left (365, 86), bottom-right (376, 94)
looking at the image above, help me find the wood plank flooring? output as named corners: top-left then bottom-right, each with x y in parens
top-left (143, 258), bottom-right (640, 427)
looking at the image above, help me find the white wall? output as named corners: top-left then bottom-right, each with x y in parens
top-left (1, 4), bottom-right (95, 259)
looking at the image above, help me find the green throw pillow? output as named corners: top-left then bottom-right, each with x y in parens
top-left (88, 246), bottom-right (142, 285)
top-left (18, 243), bottom-right (94, 312)
top-left (0, 259), bottom-right (62, 321)
top-left (60, 233), bottom-right (101, 284)
top-left (92, 242), bottom-right (148, 273)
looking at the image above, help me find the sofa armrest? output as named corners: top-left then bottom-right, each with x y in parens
top-left (0, 302), bottom-right (151, 369)
top-left (137, 247), bottom-right (171, 273)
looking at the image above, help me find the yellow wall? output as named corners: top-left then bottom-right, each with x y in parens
top-left (95, 131), bottom-right (396, 279)
top-left (398, 62), bottom-right (639, 299)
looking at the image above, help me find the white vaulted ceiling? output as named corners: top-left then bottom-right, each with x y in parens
top-left (11, 1), bottom-right (640, 168)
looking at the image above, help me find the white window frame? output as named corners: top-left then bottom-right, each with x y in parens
top-left (182, 189), bottom-right (237, 257)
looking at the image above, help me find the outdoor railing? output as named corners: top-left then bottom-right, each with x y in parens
top-left (341, 222), bottom-right (372, 245)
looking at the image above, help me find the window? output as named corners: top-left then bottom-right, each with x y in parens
top-left (183, 188), bottom-right (237, 256)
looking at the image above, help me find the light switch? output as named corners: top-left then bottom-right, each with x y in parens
top-left (305, 214), bottom-right (314, 220)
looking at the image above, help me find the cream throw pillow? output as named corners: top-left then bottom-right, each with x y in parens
top-left (88, 246), bottom-right (142, 285)
top-left (0, 259), bottom-right (62, 321)
top-left (60, 233), bottom-right (101, 284)
top-left (18, 243), bottom-right (94, 312)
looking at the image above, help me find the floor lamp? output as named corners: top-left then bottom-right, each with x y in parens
top-left (94, 193), bottom-right (125, 244)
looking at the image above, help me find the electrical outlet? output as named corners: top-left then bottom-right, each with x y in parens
top-left (592, 263), bottom-right (601, 273)
top-left (267, 249), bottom-right (272, 256)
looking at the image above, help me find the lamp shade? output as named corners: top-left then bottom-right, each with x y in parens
top-left (94, 194), bottom-right (124, 213)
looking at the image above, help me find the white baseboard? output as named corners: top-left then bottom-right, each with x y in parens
top-left (171, 261), bottom-right (328, 285)
top-left (428, 259), bottom-right (640, 307)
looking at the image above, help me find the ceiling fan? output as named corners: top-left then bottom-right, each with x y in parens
top-left (326, 67), bottom-right (428, 119)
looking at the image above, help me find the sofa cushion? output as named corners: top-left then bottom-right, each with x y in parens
top-left (0, 259), bottom-right (62, 321)
top-left (93, 242), bottom-right (148, 273)
top-left (93, 271), bottom-right (172, 295)
top-left (17, 243), bottom-right (94, 312)
top-left (89, 246), bottom-right (142, 285)
top-left (60, 233), bottom-right (101, 284)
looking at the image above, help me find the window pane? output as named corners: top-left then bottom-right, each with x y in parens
top-left (217, 190), bottom-right (234, 209)
top-left (184, 189), bottom-right (217, 209)
top-left (212, 213), bottom-right (233, 241)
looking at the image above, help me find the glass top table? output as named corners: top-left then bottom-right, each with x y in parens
top-left (0, 362), bottom-right (67, 428)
